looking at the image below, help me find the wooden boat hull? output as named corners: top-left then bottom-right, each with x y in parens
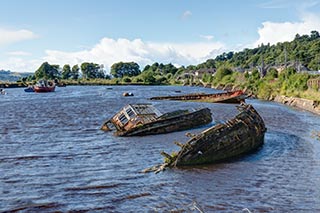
top-left (150, 90), bottom-right (247, 104)
top-left (166, 104), bottom-right (266, 167)
top-left (113, 108), bottom-right (212, 137)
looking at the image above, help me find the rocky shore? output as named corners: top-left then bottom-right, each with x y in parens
top-left (273, 95), bottom-right (320, 115)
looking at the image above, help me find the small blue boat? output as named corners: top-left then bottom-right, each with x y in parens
top-left (24, 86), bottom-right (34, 92)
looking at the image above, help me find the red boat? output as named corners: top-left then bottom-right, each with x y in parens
top-left (33, 80), bottom-right (56, 93)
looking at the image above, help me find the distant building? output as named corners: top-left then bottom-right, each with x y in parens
top-left (299, 70), bottom-right (320, 75)
top-left (194, 68), bottom-right (216, 78)
top-left (234, 67), bottom-right (246, 73)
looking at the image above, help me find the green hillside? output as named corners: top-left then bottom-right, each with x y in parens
top-left (0, 70), bottom-right (33, 82)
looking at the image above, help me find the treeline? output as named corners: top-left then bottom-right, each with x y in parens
top-left (22, 62), bottom-right (110, 82)
top-left (22, 60), bottom-right (184, 85)
top-left (207, 30), bottom-right (320, 71)
top-left (114, 62), bottom-right (184, 85)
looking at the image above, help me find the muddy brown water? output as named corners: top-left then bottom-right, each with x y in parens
top-left (1, 86), bottom-right (319, 212)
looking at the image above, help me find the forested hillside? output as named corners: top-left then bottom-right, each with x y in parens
top-left (201, 31), bottom-right (320, 72)
top-left (0, 70), bottom-right (33, 82)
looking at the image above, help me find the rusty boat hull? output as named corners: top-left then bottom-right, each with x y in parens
top-left (119, 108), bottom-right (212, 136)
top-left (101, 105), bottom-right (212, 137)
top-left (163, 104), bottom-right (266, 167)
top-left (150, 90), bottom-right (247, 104)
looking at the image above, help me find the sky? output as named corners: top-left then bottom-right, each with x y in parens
top-left (1, 0), bottom-right (320, 73)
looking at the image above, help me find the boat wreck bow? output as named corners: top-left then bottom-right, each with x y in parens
top-left (143, 103), bottom-right (266, 173)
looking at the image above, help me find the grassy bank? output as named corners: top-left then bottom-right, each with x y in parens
top-left (204, 67), bottom-right (320, 102)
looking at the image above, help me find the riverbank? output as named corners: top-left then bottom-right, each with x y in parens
top-left (0, 80), bottom-right (167, 88)
top-left (0, 82), bottom-right (26, 88)
top-left (0, 82), bottom-right (138, 89)
top-left (209, 83), bottom-right (320, 116)
top-left (272, 95), bottom-right (320, 115)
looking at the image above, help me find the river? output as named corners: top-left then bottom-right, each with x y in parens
top-left (1, 85), bottom-right (319, 212)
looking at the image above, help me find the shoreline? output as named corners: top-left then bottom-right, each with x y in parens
top-left (2, 81), bottom-right (319, 116)
top-left (272, 95), bottom-right (320, 116)
top-left (211, 84), bottom-right (320, 116)
top-left (0, 81), bottom-right (162, 88)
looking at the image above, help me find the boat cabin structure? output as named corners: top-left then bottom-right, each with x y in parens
top-left (104, 104), bottom-right (162, 132)
top-left (101, 104), bottom-right (212, 136)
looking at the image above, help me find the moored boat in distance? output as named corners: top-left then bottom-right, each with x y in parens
top-left (101, 104), bottom-right (212, 136)
top-left (144, 103), bottom-right (266, 173)
top-left (0, 88), bottom-right (7, 95)
top-left (123, 92), bottom-right (134, 97)
top-left (33, 80), bottom-right (56, 93)
top-left (150, 90), bottom-right (248, 104)
top-left (24, 86), bottom-right (34, 92)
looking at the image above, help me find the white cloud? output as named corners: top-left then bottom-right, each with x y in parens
top-left (1, 37), bottom-right (225, 73)
top-left (259, 0), bottom-right (295, 9)
top-left (182, 10), bottom-right (192, 19)
top-left (0, 28), bottom-right (38, 46)
top-left (254, 12), bottom-right (320, 46)
top-left (41, 37), bottom-right (225, 72)
top-left (259, 0), bottom-right (318, 9)
top-left (6, 51), bottom-right (32, 56)
top-left (200, 35), bottom-right (214, 41)
top-left (0, 57), bottom-right (41, 72)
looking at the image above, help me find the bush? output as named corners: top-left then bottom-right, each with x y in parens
top-left (214, 67), bottom-right (233, 81)
top-left (122, 77), bottom-right (132, 83)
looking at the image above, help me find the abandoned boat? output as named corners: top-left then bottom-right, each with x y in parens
top-left (33, 80), bottom-right (55, 93)
top-left (101, 104), bottom-right (212, 136)
top-left (150, 90), bottom-right (247, 104)
top-left (144, 103), bottom-right (266, 173)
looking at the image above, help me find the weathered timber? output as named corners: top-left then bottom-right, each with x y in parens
top-left (144, 103), bottom-right (266, 173)
top-left (101, 104), bottom-right (212, 137)
top-left (150, 90), bottom-right (248, 104)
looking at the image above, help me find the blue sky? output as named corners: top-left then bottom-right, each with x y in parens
top-left (1, 0), bottom-right (320, 73)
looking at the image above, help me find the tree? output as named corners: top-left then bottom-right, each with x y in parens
top-left (61, 64), bottom-right (71, 79)
top-left (310, 30), bottom-right (320, 40)
top-left (214, 67), bottom-right (233, 81)
top-left (142, 65), bottom-right (151, 72)
top-left (140, 70), bottom-right (156, 84)
top-left (162, 63), bottom-right (178, 75)
top-left (71, 65), bottom-right (80, 80)
top-left (81, 62), bottom-right (103, 79)
top-left (34, 62), bottom-right (60, 80)
top-left (110, 62), bottom-right (141, 78)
